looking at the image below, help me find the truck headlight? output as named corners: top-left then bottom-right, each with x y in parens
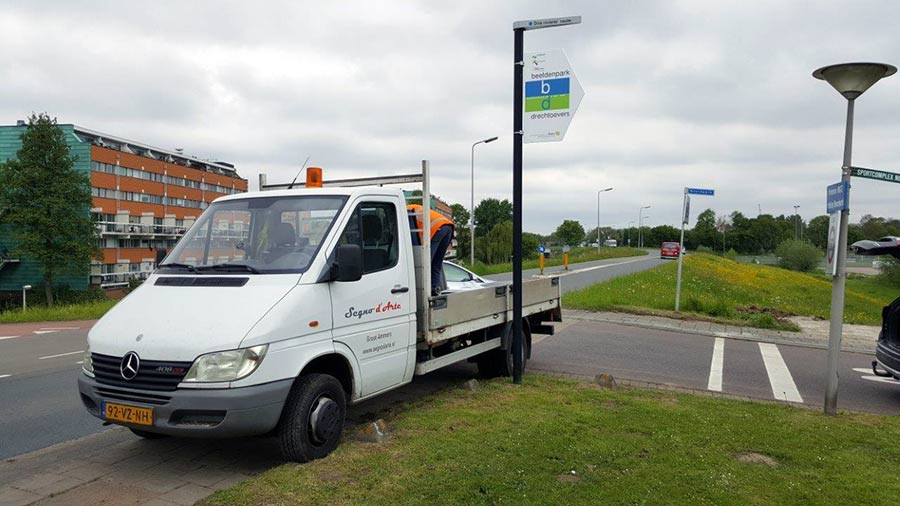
top-left (183, 345), bottom-right (268, 383)
top-left (82, 344), bottom-right (94, 377)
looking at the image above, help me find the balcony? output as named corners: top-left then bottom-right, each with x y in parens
top-left (95, 221), bottom-right (187, 239)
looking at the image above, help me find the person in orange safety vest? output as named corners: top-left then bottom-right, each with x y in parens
top-left (407, 204), bottom-right (454, 296)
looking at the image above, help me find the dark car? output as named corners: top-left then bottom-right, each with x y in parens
top-left (851, 239), bottom-right (900, 379)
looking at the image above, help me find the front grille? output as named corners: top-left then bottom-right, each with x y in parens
top-left (92, 353), bottom-right (192, 391)
top-left (94, 386), bottom-right (172, 405)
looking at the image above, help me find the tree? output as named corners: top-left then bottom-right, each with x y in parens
top-left (806, 215), bottom-right (830, 249)
top-left (0, 114), bottom-right (97, 305)
top-left (449, 203), bottom-right (471, 263)
top-left (482, 220), bottom-right (512, 264)
top-left (554, 220), bottom-right (585, 247)
top-left (474, 198), bottom-right (512, 238)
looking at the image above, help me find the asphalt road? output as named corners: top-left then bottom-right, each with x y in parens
top-left (531, 319), bottom-right (900, 415)
top-left (485, 252), bottom-right (668, 292)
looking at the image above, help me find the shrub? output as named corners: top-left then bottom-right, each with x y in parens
top-left (725, 248), bottom-right (738, 261)
top-left (696, 245), bottom-right (714, 254)
top-left (775, 239), bottom-right (821, 273)
top-left (878, 258), bottom-right (900, 287)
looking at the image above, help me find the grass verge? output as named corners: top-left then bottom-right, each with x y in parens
top-left (0, 299), bottom-right (117, 323)
top-left (204, 374), bottom-right (900, 506)
top-left (564, 253), bottom-right (895, 328)
top-left (463, 247), bottom-right (646, 276)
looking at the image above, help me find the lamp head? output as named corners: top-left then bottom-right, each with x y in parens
top-left (813, 62), bottom-right (896, 100)
top-left (484, 136), bottom-right (499, 143)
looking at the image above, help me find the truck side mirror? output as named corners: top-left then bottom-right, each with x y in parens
top-left (334, 244), bottom-right (363, 282)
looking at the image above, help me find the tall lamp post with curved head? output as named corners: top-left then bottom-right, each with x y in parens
top-left (470, 136), bottom-right (499, 265)
top-left (813, 62), bottom-right (896, 415)
top-left (596, 187), bottom-right (613, 250)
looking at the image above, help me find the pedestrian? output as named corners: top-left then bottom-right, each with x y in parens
top-left (407, 203), bottom-right (454, 296)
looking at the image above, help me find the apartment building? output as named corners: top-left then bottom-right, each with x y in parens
top-left (0, 122), bottom-right (247, 291)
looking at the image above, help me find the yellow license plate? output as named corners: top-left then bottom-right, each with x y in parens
top-left (103, 401), bottom-right (153, 426)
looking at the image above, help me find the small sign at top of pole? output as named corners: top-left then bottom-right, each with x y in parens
top-left (514, 16), bottom-right (582, 30)
top-left (686, 187), bottom-right (715, 196)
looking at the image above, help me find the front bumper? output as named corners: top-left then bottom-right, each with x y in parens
top-left (77, 374), bottom-right (292, 438)
top-left (875, 340), bottom-right (900, 379)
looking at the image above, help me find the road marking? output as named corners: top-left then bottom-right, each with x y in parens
top-left (39, 327), bottom-right (80, 330)
top-left (758, 343), bottom-right (803, 403)
top-left (707, 338), bottom-right (724, 392)
top-left (38, 350), bottom-right (84, 360)
top-left (33, 330), bottom-right (58, 335)
top-left (535, 257), bottom-right (654, 278)
top-left (852, 367), bottom-right (899, 385)
top-left (0, 336), bottom-right (21, 341)
top-left (0, 374), bottom-right (10, 379)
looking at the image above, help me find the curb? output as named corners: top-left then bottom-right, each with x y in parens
top-left (562, 310), bottom-right (876, 355)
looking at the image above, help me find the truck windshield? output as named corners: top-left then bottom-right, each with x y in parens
top-left (160, 195), bottom-right (347, 274)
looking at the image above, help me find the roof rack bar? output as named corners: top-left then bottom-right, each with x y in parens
top-left (260, 173), bottom-right (424, 191)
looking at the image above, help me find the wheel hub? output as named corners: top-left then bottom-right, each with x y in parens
top-left (309, 396), bottom-right (339, 444)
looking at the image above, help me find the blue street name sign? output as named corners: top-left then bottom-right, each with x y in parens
top-left (686, 188), bottom-right (715, 196)
top-left (826, 181), bottom-right (849, 214)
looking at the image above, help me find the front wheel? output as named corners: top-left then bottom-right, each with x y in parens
top-left (278, 373), bottom-right (346, 462)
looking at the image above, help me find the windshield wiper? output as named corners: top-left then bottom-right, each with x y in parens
top-left (196, 263), bottom-right (262, 274)
top-left (157, 262), bottom-right (197, 272)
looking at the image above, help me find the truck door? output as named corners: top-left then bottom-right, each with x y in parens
top-left (330, 199), bottom-right (414, 396)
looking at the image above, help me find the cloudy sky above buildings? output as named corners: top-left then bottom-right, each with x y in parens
top-left (2, 0), bottom-right (900, 234)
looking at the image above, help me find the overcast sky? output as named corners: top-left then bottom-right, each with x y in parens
top-left (3, 1), bottom-right (900, 234)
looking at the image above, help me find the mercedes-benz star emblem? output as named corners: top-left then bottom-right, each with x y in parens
top-left (120, 352), bottom-right (140, 381)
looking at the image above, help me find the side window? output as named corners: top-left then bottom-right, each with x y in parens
top-left (337, 202), bottom-right (398, 274)
top-left (443, 263), bottom-right (470, 283)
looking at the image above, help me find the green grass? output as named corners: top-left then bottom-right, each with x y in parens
top-left (462, 247), bottom-right (646, 276)
top-left (204, 374), bottom-right (900, 506)
top-left (564, 253), bottom-right (895, 328)
top-left (0, 299), bottom-right (117, 323)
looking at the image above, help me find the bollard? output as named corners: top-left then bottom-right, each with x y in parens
top-left (539, 253), bottom-right (545, 275)
top-left (564, 252), bottom-right (569, 270)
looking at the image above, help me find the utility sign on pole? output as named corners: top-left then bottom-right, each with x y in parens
top-left (826, 181), bottom-right (850, 214)
top-left (676, 186), bottom-right (714, 312)
top-left (522, 49), bottom-right (584, 143)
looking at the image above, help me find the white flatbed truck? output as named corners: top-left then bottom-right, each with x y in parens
top-left (78, 161), bottom-right (561, 461)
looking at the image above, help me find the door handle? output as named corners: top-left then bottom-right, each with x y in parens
top-left (391, 286), bottom-right (409, 294)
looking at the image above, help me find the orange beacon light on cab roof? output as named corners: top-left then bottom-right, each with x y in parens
top-left (306, 167), bottom-right (323, 188)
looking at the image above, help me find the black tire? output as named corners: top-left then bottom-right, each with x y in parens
top-left (477, 329), bottom-right (528, 378)
top-left (129, 428), bottom-right (168, 439)
top-left (278, 374), bottom-right (346, 463)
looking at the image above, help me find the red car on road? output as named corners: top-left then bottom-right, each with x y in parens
top-left (660, 241), bottom-right (681, 259)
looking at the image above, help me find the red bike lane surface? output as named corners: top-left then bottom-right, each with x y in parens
top-left (0, 320), bottom-right (97, 338)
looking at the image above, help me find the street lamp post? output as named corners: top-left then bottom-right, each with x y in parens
top-left (470, 136), bottom-right (499, 266)
top-left (793, 205), bottom-right (800, 240)
top-left (22, 284), bottom-right (31, 311)
top-left (638, 205), bottom-right (651, 248)
top-left (814, 62), bottom-right (896, 415)
top-left (597, 187), bottom-right (613, 251)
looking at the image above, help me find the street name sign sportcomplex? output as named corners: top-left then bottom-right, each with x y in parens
top-left (686, 187), bottom-right (715, 196)
top-left (826, 181), bottom-right (849, 214)
top-left (851, 166), bottom-right (900, 184)
top-left (523, 49), bottom-right (584, 143)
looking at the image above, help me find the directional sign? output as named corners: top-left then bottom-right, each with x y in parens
top-left (825, 211), bottom-right (841, 276)
top-left (513, 16), bottom-right (582, 31)
top-left (851, 166), bottom-right (900, 184)
top-left (826, 181), bottom-right (849, 214)
top-left (523, 49), bottom-right (584, 143)
top-left (686, 188), bottom-right (715, 196)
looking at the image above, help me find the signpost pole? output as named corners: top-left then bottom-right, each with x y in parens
top-left (675, 189), bottom-right (687, 312)
top-left (824, 99), bottom-right (854, 415)
top-left (512, 26), bottom-right (524, 384)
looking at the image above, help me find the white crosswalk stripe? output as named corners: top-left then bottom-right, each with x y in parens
top-left (759, 343), bottom-right (803, 403)
top-left (707, 338), bottom-right (724, 392)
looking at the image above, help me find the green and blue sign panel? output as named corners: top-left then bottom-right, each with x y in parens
top-left (525, 77), bottom-right (570, 112)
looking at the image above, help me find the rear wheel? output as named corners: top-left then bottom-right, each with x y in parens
top-left (278, 374), bottom-right (346, 462)
top-left (477, 328), bottom-right (529, 378)
top-left (129, 428), bottom-right (168, 439)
